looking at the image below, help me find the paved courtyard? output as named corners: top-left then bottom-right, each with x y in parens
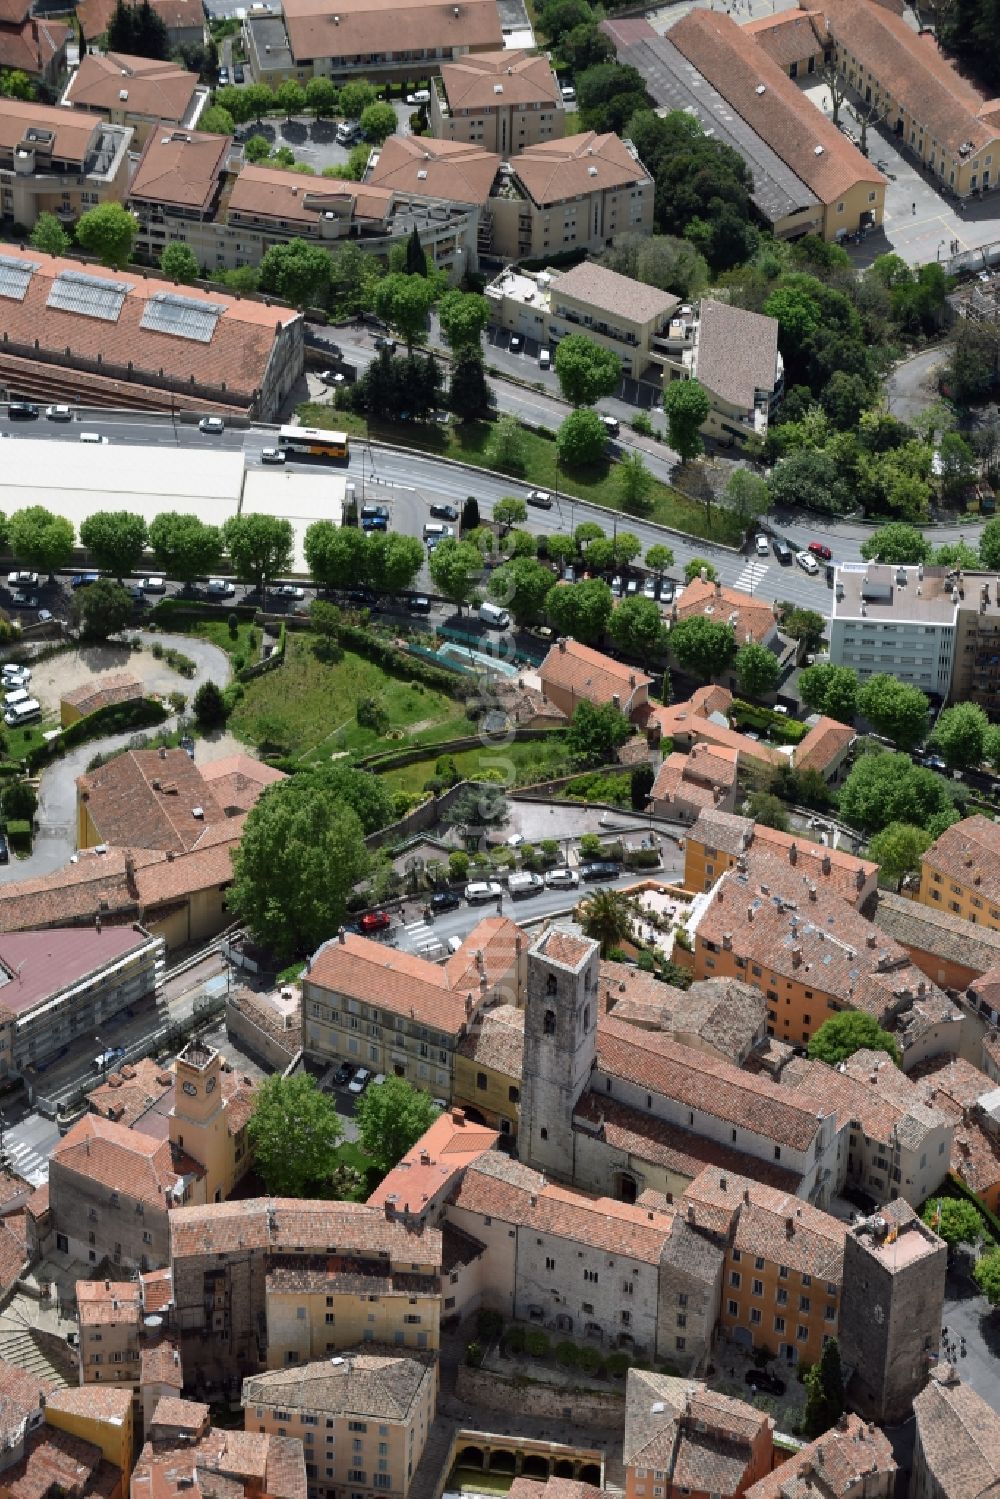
top-left (941, 1257), bottom-right (1000, 1416)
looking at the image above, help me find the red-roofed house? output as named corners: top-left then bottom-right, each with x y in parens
top-left (539, 637), bottom-right (652, 722)
top-left (368, 1107), bottom-right (498, 1224)
top-left (0, 0), bottom-right (68, 85)
top-left (649, 743), bottom-right (739, 822)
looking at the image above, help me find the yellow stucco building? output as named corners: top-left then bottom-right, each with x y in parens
top-left (44, 1386), bottom-right (134, 1478)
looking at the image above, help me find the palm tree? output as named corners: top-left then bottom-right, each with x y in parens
top-left (576, 888), bottom-right (635, 958)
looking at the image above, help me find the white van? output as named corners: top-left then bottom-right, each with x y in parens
top-left (478, 600), bottom-right (510, 629)
top-left (3, 688), bottom-right (28, 708)
top-left (539, 348), bottom-right (551, 370)
top-left (422, 522), bottom-right (454, 542)
top-left (4, 697), bottom-right (40, 726)
top-left (407, 88), bottom-right (431, 105)
top-left (508, 871), bottom-right (543, 897)
top-left (336, 120), bottom-right (360, 145)
top-left (79, 431), bottom-right (108, 444)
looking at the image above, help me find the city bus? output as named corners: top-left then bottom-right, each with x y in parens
top-left (277, 425), bottom-right (350, 462)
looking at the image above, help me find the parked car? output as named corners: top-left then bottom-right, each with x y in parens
top-left (430, 890), bottom-right (461, 912)
top-left (374, 336), bottom-right (397, 353)
top-left (7, 402), bottom-right (38, 419)
top-left (579, 860), bottom-right (621, 881)
top-left (465, 880), bottom-right (503, 903)
top-left (70, 572), bottom-right (99, 589)
top-left (0, 833), bottom-right (8, 864)
top-left (745, 1370), bottom-right (785, 1396)
top-left (755, 533), bottom-right (770, 556)
top-left (179, 735), bottom-right (195, 758)
top-left (659, 578), bottom-right (675, 605)
top-left (610, 574), bottom-right (623, 597)
top-left (560, 83), bottom-right (576, 101)
top-left (334, 1061), bottom-right (354, 1086)
top-left (8, 571), bottom-right (38, 588)
top-left (45, 404), bottom-right (72, 421)
top-left (206, 578), bottom-right (236, 597)
top-left (796, 550), bottom-right (819, 574)
top-left (217, 65), bottom-right (230, 84)
top-left (773, 539), bottom-right (793, 565)
top-left (10, 593), bottom-right (38, 608)
top-left (808, 541), bottom-right (833, 561)
top-left (447, 936), bottom-right (463, 954)
top-left (141, 576), bottom-right (166, 593)
top-left (260, 447), bottom-right (286, 464)
top-left (359, 909), bottom-right (391, 933)
top-left (643, 575), bottom-right (658, 599)
top-left (275, 584), bottom-right (306, 600)
top-left (509, 335), bottom-right (522, 352)
top-left (527, 489), bottom-right (553, 509)
top-left (348, 1067), bottom-right (372, 1095)
top-left (1, 666), bottom-right (29, 686)
top-left (409, 595), bottom-right (432, 614)
top-left (233, 62), bottom-right (245, 82)
top-left (626, 575), bottom-right (639, 595)
top-left (545, 867), bottom-right (579, 889)
top-left (429, 503), bottom-right (458, 520)
top-left (37, 609), bottom-right (53, 623)
top-left (199, 416), bottom-right (225, 434)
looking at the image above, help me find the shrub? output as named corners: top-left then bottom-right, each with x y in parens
top-left (525, 1329), bottom-right (549, 1358)
top-left (606, 1351), bottom-right (632, 1378)
top-left (357, 695), bottom-right (390, 733)
top-left (448, 850), bottom-right (469, 882)
top-left (465, 1341), bottom-right (483, 1367)
top-left (228, 612), bottom-right (239, 640)
top-left (578, 1346), bottom-right (602, 1374)
top-left (555, 1341), bottom-right (580, 1369)
top-left (502, 1327), bottom-right (526, 1356)
top-left (580, 832), bottom-right (603, 858)
top-left (151, 641), bottom-right (164, 659)
top-left (5, 819), bottom-right (31, 850)
top-left (168, 691), bottom-right (188, 713)
top-left (631, 411), bottom-right (653, 436)
top-left (476, 1308), bottom-right (504, 1343)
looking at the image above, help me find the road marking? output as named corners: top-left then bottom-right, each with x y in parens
top-left (5, 1139), bottom-right (48, 1185)
top-left (732, 559), bottom-right (769, 595)
top-left (404, 919), bottom-right (442, 954)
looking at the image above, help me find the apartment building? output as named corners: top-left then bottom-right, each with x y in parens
top-left (657, 300), bottom-right (783, 448)
top-left (744, 1415), bottom-right (895, 1499)
top-left (431, 51), bottom-right (563, 155)
top-left (915, 815), bottom-right (1000, 934)
top-left (61, 53), bottom-right (208, 149)
top-left (873, 890), bottom-right (1000, 992)
top-left (243, 1353), bottom-right (437, 1499)
top-left (682, 809), bottom-right (878, 908)
top-left (168, 1199), bottom-right (442, 1374)
top-left (368, 1108), bottom-right (498, 1226)
top-left (911, 1363), bottom-right (1000, 1499)
top-left (681, 1168), bottom-right (845, 1368)
top-left (132, 1398), bottom-right (306, 1499)
top-left (538, 638), bottom-right (652, 721)
top-left (77, 1280), bottom-right (142, 1389)
top-left (912, 1054), bottom-right (1000, 1215)
top-left (678, 857), bottom-right (964, 1064)
top-left (302, 919), bottom-right (525, 1100)
top-left (0, 98), bottom-right (130, 232)
top-left (453, 1005), bottom-right (524, 1138)
top-left (485, 262), bottom-right (679, 381)
top-left (623, 1371), bottom-right (773, 1499)
top-left (649, 745), bottom-right (740, 823)
top-left (44, 1388), bottom-right (134, 1481)
top-left (830, 563), bottom-right (960, 696)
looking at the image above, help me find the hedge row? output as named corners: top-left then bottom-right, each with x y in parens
top-left (336, 623), bottom-right (468, 700)
top-left (26, 698), bottom-right (168, 771)
top-left (730, 699), bottom-right (809, 745)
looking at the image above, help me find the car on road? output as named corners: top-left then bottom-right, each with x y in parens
top-left (206, 578), bottom-right (236, 597)
top-left (643, 575), bottom-right (658, 599)
top-left (45, 404), bottom-right (72, 421)
top-left (509, 335), bottom-right (522, 352)
top-left (808, 541), bottom-right (833, 561)
top-left (334, 1061), bottom-right (354, 1086)
top-left (920, 752), bottom-right (947, 771)
top-left (545, 867), bottom-right (579, 889)
top-left (318, 370), bottom-right (345, 388)
top-left (560, 83), bottom-right (576, 101)
top-left (260, 447), bottom-right (286, 464)
top-left (610, 574), bottom-right (623, 597)
top-left (348, 1067), bottom-right (372, 1095)
top-left (745, 1370), bottom-right (785, 1396)
top-left (447, 935), bottom-right (463, 954)
top-left (37, 609), bottom-right (53, 623)
top-left (465, 880), bottom-right (503, 903)
top-left (659, 578), bottom-right (675, 605)
top-left (430, 890), bottom-right (461, 912)
top-left (429, 503), bottom-right (458, 520)
top-left (409, 595), bottom-right (432, 614)
top-left (70, 572), bottom-right (99, 589)
top-left (11, 593), bottom-right (38, 609)
top-left (527, 489), bottom-right (553, 509)
top-left (276, 584), bottom-right (306, 600)
top-left (580, 860), bottom-right (621, 881)
top-left (506, 832), bottom-right (525, 847)
top-left (7, 402), bottom-right (38, 419)
top-left (233, 62), bottom-right (245, 82)
top-left (407, 88), bottom-right (431, 105)
top-left (199, 416), bottom-right (225, 434)
top-left (359, 910), bottom-right (391, 933)
top-left (796, 550), bottom-right (820, 574)
top-left (755, 533), bottom-right (770, 556)
top-left (8, 571), bottom-right (38, 588)
top-left (180, 735), bottom-right (195, 758)
top-left (374, 336), bottom-right (397, 353)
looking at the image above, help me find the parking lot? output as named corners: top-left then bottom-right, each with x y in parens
top-left (232, 101), bottom-right (414, 173)
top-left (485, 325), bottom-right (661, 408)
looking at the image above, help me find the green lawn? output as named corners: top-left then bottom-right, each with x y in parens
top-left (228, 632), bottom-right (472, 763)
top-left (167, 616), bottom-right (259, 661)
top-left (379, 734), bottom-right (570, 796)
top-left (296, 406), bottom-right (742, 546)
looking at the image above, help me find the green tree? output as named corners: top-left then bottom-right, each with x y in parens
top-left (75, 202), bottom-right (138, 269)
top-left (486, 414), bottom-right (527, 474)
top-left (366, 533), bottom-right (425, 597)
top-left (557, 408), bottom-right (607, 468)
top-left (746, 791), bottom-right (789, 831)
top-left (981, 517), bottom-right (1000, 571)
top-left (934, 540), bottom-right (981, 569)
top-left (493, 497), bottom-right (527, 535)
top-left (838, 751), bottom-right (960, 835)
top-left (616, 451), bottom-right (653, 513)
top-left (9, 505), bottom-right (74, 577)
top-left (868, 822), bottom-right (932, 883)
top-left (243, 133), bottom-right (271, 163)
top-left (803, 1340), bottom-right (845, 1440)
top-left (318, 764), bottom-right (395, 834)
top-left (611, 530), bottom-right (640, 566)
top-left (215, 83), bottom-right (251, 123)
top-left (193, 680), bottom-right (227, 729)
top-left (259, 238), bottom-right (332, 307)
top-left (230, 779), bottom-right (370, 957)
top-left (339, 78), bottom-right (377, 118)
top-left (554, 333), bottom-right (621, 406)
top-left (488, 556), bottom-right (555, 625)
top-left (575, 522), bottom-right (605, 550)
top-left (683, 557), bottom-right (717, 584)
top-left (428, 537), bottom-right (482, 613)
top-left (199, 104), bottom-right (234, 135)
top-left (461, 497), bottom-right (480, 532)
top-left (577, 888), bottom-right (634, 957)
top-left (404, 225), bottom-right (427, 276)
top-left (566, 700), bottom-right (632, 766)
top-left (79, 510), bottom-right (148, 580)
top-left (664, 378), bottom-right (710, 463)
top-left (781, 607), bottom-right (827, 655)
top-left (807, 1012), bottom-right (901, 1067)
top-left (248, 1073), bottom-right (343, 1196)
top-left (304, 522), bottom-right (367, 590)
top-left (799, 663), bottom-right (858, 723)
top-left (449, 349), bottom-right (494, 422)
top-left (974, 1248), bottom-right (1000, 1305)
top-left (930, 701), bottom-right (990, 769)
top-left (668, 615), bottom-right (736, 681)
top-left (160, 242), bottom-right (200, 283)
top-left (857, 675), bottom-right (929, 749)
top-left (77, 579), bottom-right (133, 640)
top-left (860, 523), bottom-right (931, 565)
top-left (360, 99), bottom-right (397, 141)
top-left (305, 76), bottom-right (339, 116)
top-left (735, 641), bottom-right (779, 699)
top-left (148, 511), bottom-right (222, 584)
top-left (645, 544), bottom-right (674, 576)
top-left (546, 578), bottom-right (614, 645)
top-left (0, 68), bottom-right (33, 99)
top-left (372, 272), bottom-right (436, 352)
top-left (29, 212), bottom-right (70, 257)
top-left (276, 78), bottom-right (306, 118)
top-left (723, 467), bottom-right (771, 525)
top-left (354, 1076), bottom-right (440, 1174)
top-left (922, 1198), bottom-right (988, 1248)
top-left (438, 290), bottom-right (489, 352)
top-left (1, 780), bottom-right (36, 822)
top-left (222, 514), bottom-right (294, 594)
top-left (609, 596), bottom-right (665, 659)
top-left (243, 82), bottom-right (274, 122)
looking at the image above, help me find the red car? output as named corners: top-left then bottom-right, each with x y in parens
top-left (359, 910), bottom-right (391, 934)
top-left (808, 541), bottom-right (832, 561)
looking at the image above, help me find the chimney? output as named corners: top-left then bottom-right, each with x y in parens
top-left (338, 927), bottom-right (346, 944)
top-left (687, 1204), bottom-right (695, 1223)
top-left (125, 854), bottom-right (138, 899)
top-left (747, 905), bottom-right (754, 923)
top-left (714, 578), bottom-right (722, 596)
top-left (723, 932), bottom-right (733, 951)
top-left (789, 842), bottom-right (797, 866)
top-left (743, 1187), bottom-right (750, 1204)
top-left (159, 746), bottom-right (167, 760)
top-left (451, 1107), bottom-right (465, 1124)
top-left (558, 638), bottom-right (567, 652)
top-left (822, 853), bottom-right (831, 875)
top-left (866, 933), bottom-right (877, 949)
top-left (808, 883), bottom-right (817, 903)
top-left (791, 947), bottom-right (802, 968)
top-left (855, 866), bottom-right (865, 891)
top-left (719, 1176), bottom-right (727, 1191)
top-left (785, 1216), bottom-right (794, 1237)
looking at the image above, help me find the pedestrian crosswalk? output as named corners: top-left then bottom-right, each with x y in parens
top-left (404, 919), bottom-right (445, 957)
top-left (5, 1138), bottom-right (49, 1186)
top-left (732, 559), bottom-right (770, 595)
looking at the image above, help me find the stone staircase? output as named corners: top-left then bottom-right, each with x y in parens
top-left (408, 1416), bottom-right (458, 1499)
top-left (0, 1327), bottom-right (74, 1387)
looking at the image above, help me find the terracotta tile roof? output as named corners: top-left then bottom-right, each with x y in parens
top-left (912, 1365), bottom-right (1000, 1499)
top-left (1, 1427), bottom-right (114, 1499)
top-left (793, 716), bottom-right (856, 775)
top-left (66, 52), bottom-right (199, 121)
top-left (369, 133), bottom-right (500, 204)
top-left (168, 1198), bottom-right (442, 1267)
top-left (625, 1369), bottom-right (770, 1485)
top-left (747, 1414), bottom-right (894, 1499)
top-left (456, 1003), bottom-right (524, 1079)
top-left (134, 819), bottom-right (244, 908)
top-left (0, 1362), bottom-right (54, 1434)
top-left (540, 637), bottom-right (651, 712)
top-left (910, 1056), bottom-right (1000, 1198)
top-left (25, 1184), bottom-right (47, 1219)
top-left (652, 699), bottom-right (785, 769)
top-left (440, 49), bottom-right (560, 111)
top-left (536, 927), bottom-right (595, 968)
top-left (0, 95), bottom-right (101, 162)
top-left (0, 0), bottom-right (30, 27)
top-left (513, 130), bottom-right (652, 205)
top-left (46, 1386), bottom-right (133, 1423)
top-left (282, 0), bottom-right (501, 66)
top-left (451, 1150), bottom-right (676, 1264)
top-left (129, 129), bottom-right (229, 212)
top-left (368, 1109), bottom-right (498, 1214)
top-left (597, 1015), bottom-right (825, 1151)
top-left (141, 1267), bottom-right (174, 1313)
top-left (79, 748), bottom-right (230, 853)
top-left (652, 746), bottom-right (738, 810)
top-left (140, 1338), bottom-right (183, 1390)
top-left (51, 1113), bottom-right (204, 1209)
top-left (744, 8), bottom-right (829, 68)
top-left (61, 673), bottom-right (144, 718)
top-left (673, 575), bottom-right (778, 647)
top-left (0, 246), bottom-right (298, 408)
top-left (574, 1091), bottom-right (802, 1192)
top-left (688, 809), bottom-right (877, 903)
top-left (77, 0), bottom-right (202, 39)
top-left (782, 1052), bottom-right (949, 1154)
top-left (685, 1167), bottom-right (845, 1281)
top-left (0, 847), bottom-right (150, 931)
top-left (922, 815), bottom-right (1000, 906)
top-left (551, 260), bottom-right (678, 325)
top-left (226, 164), bottom-right (392, 227)
top-left (137, 1420), bottom-right (306, 1499)
top-left (87, 1058), bottom-right (174, 1129)
top-left (600, 961), bottom-right (766, 1063)
top-left (76, 1280), bottom-right (141, 1326)
top-left (669, 9), bottom-right (884, 204)
top-left (0, 14), bottom-right (68, 75)
top-left (442, 915), bottom-right (523, 998)
top-left (874, 891), bottom-right (1000, 975)
top-left (0, 1219), bottom-right (28, 1300)
top-left (243, 1350), bottom-right (434, 1421)
top-left (151, 1397), bottom-right (207, 1432)
top-left (307, 932), bottom-right (471, 1034)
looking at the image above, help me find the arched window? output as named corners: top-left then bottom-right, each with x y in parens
top-left (546, 974), bottom-right (557, 996)
top-left (543, 1010), bottom-right (556, 1035)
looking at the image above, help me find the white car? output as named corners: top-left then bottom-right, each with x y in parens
top-left (643, 575), bottom-right (658, 599)
top-left (546, 866), bottom-right (579, 889)
top-left (261, 447), bottom-right (286, 465)
top-left (276, 584), bottom-right (305, 600)
top-left (527, 489), bottom-right (553, 509)
top-left (506, 832), bottom-right (525, 848)
top-left (348, 1067), bottom-right (372, 1095)
top-left (1, 666), bottom-right (29, 686)
top-left (45, 404), bottom-right (72, 421)
top-left (796, 550), bottom-right (819, 574)
top-left (465, 880), bottom-right (503, 903)
top-left (199, 416), bottom-right (225, 434)
top-left (141, 576), bottom-right (166, 593)
top-left (206, 578), bottom-right (236, 597)
top-left (755, 534), bottom-right (769, 556)
top-left (7, 571), bottom-right (38, 588)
